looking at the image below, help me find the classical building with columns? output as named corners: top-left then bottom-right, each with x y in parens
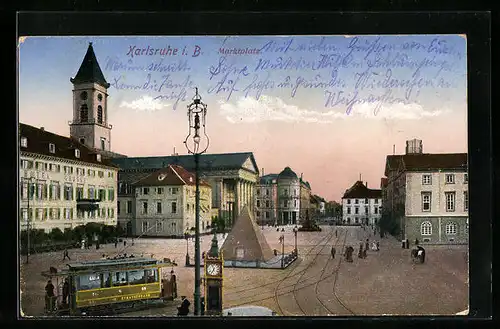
top-left (111, 152), bottom-right (259, 231)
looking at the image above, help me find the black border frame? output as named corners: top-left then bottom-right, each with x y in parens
top-left (5, 10), bottom-right (492, 327)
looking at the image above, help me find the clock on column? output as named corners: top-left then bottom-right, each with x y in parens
top-left (204, 232), bottom-right (224, 316)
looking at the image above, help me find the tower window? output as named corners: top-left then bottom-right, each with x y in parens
top-left (79, 138), bottom-right (85, 145)
top-left (75, 149), bottom-right (80, 158)
top-left (97, 93), bottom-right (103, 102)
top-left (80, 91), bottom-right (88, 100)
top-left (101, 137), bottom-right (106, 150)
top-left (97, 105), bottom-right (103, 124)
top-left (49, 143), bottom-right (56, 154)
top-left (20, 137), bottom-right (28, 148)
top-left (80, 104), bottom-right (89, 123)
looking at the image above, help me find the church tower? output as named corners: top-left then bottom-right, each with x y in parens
top-left (70, 42), bottom-right (112, 153)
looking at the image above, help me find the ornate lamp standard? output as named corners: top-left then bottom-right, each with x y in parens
top-left (184, 87), bottom-right (209, 316)
top-left (293, 225), bottom-right (298, 254)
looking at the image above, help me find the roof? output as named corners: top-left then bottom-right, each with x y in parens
top-left (19, 123), bottom-right (118, 168)
top-left (111, 152), bottom-right (258, 173)
top-left (67, 257), bottom-right (157, 271)
top-left (278, 167), bottom-right (298, 179)
top-left (384, 153), bottom-right (467, 176)
top-left (342, 181), bottom-right (382, 199)
top-left (259, 174), bottom-right (278, 184)
top-left (132, 165), bottom-right (211, 187)
top-left (70, 42), bottom-right (110, 88)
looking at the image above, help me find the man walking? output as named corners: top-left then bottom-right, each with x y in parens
top-left (63, 248), bottom-right (70, 261)
top-left (331, 246), bottom-right (336, 259)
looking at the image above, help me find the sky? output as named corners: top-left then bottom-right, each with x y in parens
top-left (18, 35), bottom-right (467, 202)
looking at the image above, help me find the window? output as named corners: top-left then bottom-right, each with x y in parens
top-left (445, 174), bottom-right (455, 184)
top-left (156, 220), bottom-right (163, 232)
top-left (100, 137), bottom-right (106, 150)
top-left (421, 192), bottom-right (431, 212)
top-left (256, 211), bottom-right (260, 217)
top-left (171, 202), bottom-right (177, 214)
top-left (422, 174), bottom-right (432, 185)
top-left (283, 189), bottom-right (288, 196)
top-left (99, 189), bottom-right (106, 201)
top-left (157, 187), bottom-right (163, 195)
top-left (143, 187), bottom-right (149, 195)
top-left (355, 207), bottom-right (359, 214)
top-left (97, 105), bottom-right (103, 124)
top-left (98, 171), bottom-right (104, 178)
top-left (445, 192), bottom-right (456, 212)
top-left (265, 211), bottom-right (270, 219)
top-left (171, 187), bottom-right (178, 195)
top-left (266, 200), bottom-right (270, 208)
top-left (21, 137), bottom-right (27, 148)
top-left (128, 270), bottom-right (146, 285)
top-left (347, 199), bottom-right (351, 204)
top-left (374, 198), bottom-right (379, 204)
top-left (445, 222), bottom-right (457, 235)
top-left (127, 201), bottom-right (132, 214)
top-left (112, 272), bottom-right (128, 287)
top-left (142, 202), bottom-right (148, 214)
top-left (464, 191), bottom-right (468, 211)
top-left (374, 207), bottom-right (378, 214)
top-left (256, 200), bottom-right (260, 208)
top-left (76, 186), bottom-right (84, 200)
top-left (365, 206), bottom-right (368, 214)
top-left (284, 200), bottom-right (289, 208)
top-left (347, 207), bottom-right (351, 215)
top-left (76, 274), bottom-right (101, 291)
top-left (294, 200), bottom-right (297, 207)
top-left (365, 198), bottom-right (368, 203)
top-left (266, 189), bottom-right (270, 196)
top-left (64, 185), bottom-right (73, 201)
top-left (80, 104), bottom-right (88, 122)
top-left (108, 188), bottom-right (115, 201)
top-left (75, 149), bottom-right (80, 158)
top-left (49, 143), bottom-right (56, 153)
top-left (157, 202), bottom-right (162, 214)
top-left (421, 221), bottom-right (432, 235)
top-left (464, 173), bottom-right (468, 184)
top-left (256, 189), bottom-right (260, 195)
top-left (88, 186), bottom-right (95, 199)
top-left (355, 199), bottom-right (359, 204)
top-left (117, 201), bottom-right (120, 215)
top-left (142, 221), bottom-right (149, 233)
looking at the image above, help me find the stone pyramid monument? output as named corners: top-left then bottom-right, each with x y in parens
top-left (221, 205), bottom-right (274, 262)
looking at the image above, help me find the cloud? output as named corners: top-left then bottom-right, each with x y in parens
top-left (218, 95), bottom-right (449, 123)
top-left (119, 95), bottom-right (170, 112)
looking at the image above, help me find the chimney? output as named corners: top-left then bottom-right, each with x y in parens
top-left (40, 127), bottom-right (45, 131)
top-left (366, 181), bottom-right (368, 188)
top-left (261, 168), bottom-right (264, 177)
top-left (393, 144), bottom-right (395, 155)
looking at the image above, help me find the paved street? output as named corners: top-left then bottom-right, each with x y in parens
top-left (20, 225), bottom-right (468, 317)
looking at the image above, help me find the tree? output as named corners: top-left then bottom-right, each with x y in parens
top-left (49, 228), bottom-right (65, 242)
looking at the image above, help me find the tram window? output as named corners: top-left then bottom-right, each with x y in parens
top-left (128, 270), bottom-right (146, 285)
top-left (77, 274), bottom-right (101, 291)
top-left (102, 273), bottom-right (112, 288)
top-left (112, 272), bottom-right (128, 286)
top-left (145, 269), bottom-right (159, 283)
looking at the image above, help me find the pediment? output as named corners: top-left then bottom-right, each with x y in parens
top-left (242, 156), bottom-right (258, 173)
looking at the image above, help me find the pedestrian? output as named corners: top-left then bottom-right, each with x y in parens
top-left (63, 248), bottom-right (70, 261)
top-left (335, 230), bottom-right (338, 237)
top-left (124, 240), bottom-right (127, 247)
top-left (331, 246), bottom-right (336, 259)
top-left (415, 238), bottom-right (419, 246)
top-left (365, 239), bottom-right (369, 253)
top-left (45, 280), bottom-right (55, 312)
top-left (358, 244), bottom-right (363, 258)
top-left (376, 241), bottom-right (380, 251)
top-left (62, 278), bottom-right (69, 305)
top-left (96, 240), bottom-right (100, 250)
top-left (177, 296), bottom-right (190, 316)
top-left (114, 240), bottom-right (118, 248)
top-left (363, 248), bottom-right (367, 258)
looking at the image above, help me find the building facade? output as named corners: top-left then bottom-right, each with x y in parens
top-left (128, 165), bottom-right (212, 237)
top-left (19, 124), bottom-right (119, 233)
top-left (113, 152), bottom-right (259, 230)
top-left (341, 181), bottom-right (382, 225)
top-left (383, 139), bottom-right (468, 244)
top-left (255, 174), bottom-right (278, 225)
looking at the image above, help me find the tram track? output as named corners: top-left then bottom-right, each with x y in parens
top-left (273, 228), bottom-right (337, 316)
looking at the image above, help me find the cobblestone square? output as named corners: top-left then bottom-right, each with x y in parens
top-left (20, 225), bottom-right (468, 317)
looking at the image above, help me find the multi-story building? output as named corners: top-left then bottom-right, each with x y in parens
top-left (299, 178), bottom-right (312, 222)
top-left (128, 165), bottom-right (212, 237)
top-left (19, 123), bottom-right (119, 233)
top-left (341, 181), bottom-right (382, 225)
top-left (255, 174), bottom-right (278, 225)
top-left (114, 152), bottom-right (259, 230)
top-left (383, 139), bottom-right (468, 244)
top-left (277, 167), bottom-right (301, 225)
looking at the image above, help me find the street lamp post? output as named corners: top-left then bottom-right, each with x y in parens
top-left (24, 177), bottom-right (35, 264)
top-left (293, 225), bottom-right (298, 254)
top-left (281, 234), bottom-right (285, 268)
top-left (184, 87), bottom-right (209, 316)
top-left (185, 232), bottom-right (190, 266)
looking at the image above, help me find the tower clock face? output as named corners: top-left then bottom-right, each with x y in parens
top-left (97, 93), bottom-right (103, 102)
top-left (207, 263), bottom-right (221, 276)
top-left (80, 91), bottom-right (88, 100)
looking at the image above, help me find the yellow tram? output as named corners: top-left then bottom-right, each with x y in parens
top-left (41, 256), bottom-right (177, 315)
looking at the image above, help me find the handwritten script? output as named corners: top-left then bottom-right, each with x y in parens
top-left (104, 36), bottom-right (464, 114)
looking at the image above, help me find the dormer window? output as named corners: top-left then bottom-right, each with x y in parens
top-left (20, 137), bottom-right (28, 148)
top-left (49, 143), bottom-right (56, 154)
top-left (96, 154), bottom-right (101, 162)
top-left (75, 149), bottom-right (80, 158)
